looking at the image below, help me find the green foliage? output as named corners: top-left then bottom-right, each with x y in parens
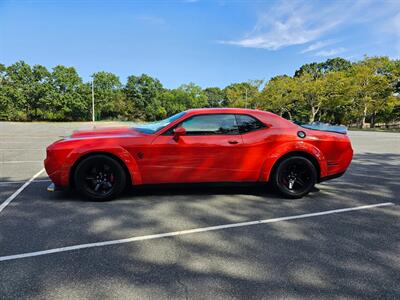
top-left (294, 57), bottom-right (352, 79)
top-left (125, 74), bottom-right (164, 121)
top-left (260, 75), bottom-right (299, 120)
top-left (92, 72), bottom-right (125, 120)
top-left (0, 57), bottom-right (399, 127)
top-left (224, 80), bottom-right (262, 108)
top-left (265, 56), bottom-right (399, 127)
top-left (204, 87), bottom-right (226, 107)
top-left (51, 65), bottom-right (87, 121)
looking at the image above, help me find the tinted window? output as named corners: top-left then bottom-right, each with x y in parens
top-left (236, 115), bottom-right (265, 133)
top-left (179, 114), bottom-right (239, 135)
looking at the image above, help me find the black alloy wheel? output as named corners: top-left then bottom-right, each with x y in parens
top-left (74, 154), bottom-right (126, 201)
top-left (273, 156), bottom-right (317, 199)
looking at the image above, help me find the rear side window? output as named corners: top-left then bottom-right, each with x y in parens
top-left (179, 114), bottom-right (239, 135)
top-left (236, 115), bottom-right (266, 134)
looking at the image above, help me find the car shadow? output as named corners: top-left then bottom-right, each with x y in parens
top-left (0, 152), bottom-right (399, 298)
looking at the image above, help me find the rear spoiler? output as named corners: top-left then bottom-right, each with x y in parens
top-left (294, 121), bottom-right (347, 134)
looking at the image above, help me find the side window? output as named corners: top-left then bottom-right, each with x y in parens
top-left (236, 115), bottom-right (266, 134)
top-left (179, 114), bottom-right (239, 135)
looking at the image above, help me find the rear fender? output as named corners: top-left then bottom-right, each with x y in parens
top-left (260, 142), bottom-right (328, 182)
top-left (60, 146), bottom-right (141, 186)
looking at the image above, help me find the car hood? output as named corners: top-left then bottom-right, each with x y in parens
top-left (69, 126), bottom-right (144, 139)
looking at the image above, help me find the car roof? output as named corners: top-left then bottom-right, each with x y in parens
top-left (186, 107), bottom-right (268, 115)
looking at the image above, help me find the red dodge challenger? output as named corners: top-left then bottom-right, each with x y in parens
top-left (44, 108), bottom-right (353, 201)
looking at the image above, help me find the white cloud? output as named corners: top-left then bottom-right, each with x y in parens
top-left (221, 1), bottom-right (343, 50)
top-left (223, 20), bottom-right (334, 50)
top-left (315, 47), bottom-right (346, 57)
top-left (222, 0), bottom-right (400, 51)
top-left (222, 1), bottom-right (340, 50)
top-left (135, 15), bottom-right (165, 25)
top-left (301, 40), bottom-right (336, 53)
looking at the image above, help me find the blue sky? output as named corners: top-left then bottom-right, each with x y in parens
top-left (1, 0), bottom-right (399, 88)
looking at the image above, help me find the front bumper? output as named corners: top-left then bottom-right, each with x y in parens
top-left (44, 157), bottom-right (62, 185)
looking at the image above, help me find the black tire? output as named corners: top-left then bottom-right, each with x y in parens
top-left (74, 154), bottom-right (126, 201)
top-left (272, 156), bottom-right (317, 199)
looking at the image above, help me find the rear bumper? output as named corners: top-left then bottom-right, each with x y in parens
top-left (322, 146), bottom-right (353, 181)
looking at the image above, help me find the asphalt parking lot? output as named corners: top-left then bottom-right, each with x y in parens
top-left (0, 122), bottom-right (399, 299)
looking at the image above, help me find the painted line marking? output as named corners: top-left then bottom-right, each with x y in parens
top-left (0, 168), bottom-right (45, 214)
top-left (0, 161), bottom-right (42, 164)
top-left (0, 202), bottom-right (394, 262)
top-left (0, 179), bottom-right (50, 186)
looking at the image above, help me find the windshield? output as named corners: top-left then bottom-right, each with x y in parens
top-left (133, 111), bottom-right (187, 134)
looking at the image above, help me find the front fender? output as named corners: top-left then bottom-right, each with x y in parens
top-left (261, 141), bottom-right (328, 182)
top-left (59, 146), bottom-right (142, 186)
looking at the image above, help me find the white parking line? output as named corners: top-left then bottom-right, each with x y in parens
top-left (0, 202), bottom-right (394, 262)
top-left (0, 168), bottom-right (45, 214)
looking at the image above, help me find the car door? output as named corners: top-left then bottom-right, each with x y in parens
top-left (140, 113), bottom-right (246, 184)
top-left (235, 114), bottom-right (270, 181)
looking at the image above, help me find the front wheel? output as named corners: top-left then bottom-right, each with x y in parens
top-left (74, 154), bottom-right (127, 201)
top-left (272, 156), bottom-right (317, 199)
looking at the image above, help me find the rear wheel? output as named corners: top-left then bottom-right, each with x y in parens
top-left (74, 154), bottom-right (126, 201)
top-left (272, 156), bottom-right (317, 199)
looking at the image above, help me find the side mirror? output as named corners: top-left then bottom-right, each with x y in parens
top-left (173, 126), bottom-right (186, 141)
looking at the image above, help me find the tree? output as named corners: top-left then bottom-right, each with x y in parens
top-left (29, 65), bottom-right (52, 119)
top-left (293, 58), bottom-right (353, 123)
top-left (350, 59), bottom-right (393, 128)
top-left (203, 87), bottom-right (226, 107)
top-left (376, 95), bottom-right (400, 127)
top-left (294, 62), bottom-right (323, 79)
top-left (5, 61), bottom-right (34, 119)
top-left (0, 63), bottom-right (11, 120)
top-left (224, 80), bottom-right (262, 108)
top-left (92, 72), bottom-right (126, 120)
top-left (125, 74), bottom-right (164, 120)
top-left (162, 83), bottom-right (208, 116)
top-left (260, 75), bottom-right (299, 120)
top-left (295, 74), bottom-right (327, 123)
top-left (155, 83), bottom-right (209, 119)
top-left (51, 65), bottom-right (88, 120)
top-left (392, 59), bottom-right (400, 94)
top-left (322, 58), bottom-right (352, 73)
top-left (319, 71), bottom-right (352, 124)
top-left (295, 58), bottom-right (351, 79)
top-left (0, 56), bottom-right (399, 126)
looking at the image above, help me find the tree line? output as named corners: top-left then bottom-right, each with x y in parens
top-left (0, 56), bottom-right (399, 127)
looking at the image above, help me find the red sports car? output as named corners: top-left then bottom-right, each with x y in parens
top-left (44, 108), bottom-right (353, 200)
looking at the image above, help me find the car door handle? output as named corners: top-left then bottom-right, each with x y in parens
top-left (228, 140), bottom-right (239, 144)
